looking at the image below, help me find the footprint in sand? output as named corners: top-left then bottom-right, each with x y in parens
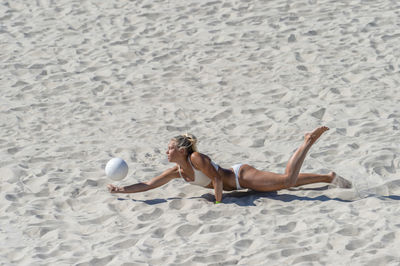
top-left (345, 239), bottom-right (367, 251)
top-left (275, 221), bottom-right (297, 233)
top-left (233, 239), bottom-right (253, 251)
top-left (199, 210), bottom-right (220, 221)
top-left (176, 224), bottom-right (199, 237)
top-left (200, 224), bottom-right (230, 234)
top-left (110, 239), bottom-right (139, 250)
top-left (137, 208), bottom-right (163, 222)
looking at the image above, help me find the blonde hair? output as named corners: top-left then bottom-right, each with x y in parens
top-left (172, 133), bottom-right (198, 156)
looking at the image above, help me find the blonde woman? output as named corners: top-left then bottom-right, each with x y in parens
top-left (107, 126), bottom-right (351, 203)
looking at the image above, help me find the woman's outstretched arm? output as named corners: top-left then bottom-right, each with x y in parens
top-left (107, 166), bottom-right (179, 193)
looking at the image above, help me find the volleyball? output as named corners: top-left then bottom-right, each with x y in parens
top-left (105, 158), bottom-right (128, 181)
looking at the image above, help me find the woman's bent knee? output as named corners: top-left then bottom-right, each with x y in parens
top-left (283, 174), bottom-right (297, 188)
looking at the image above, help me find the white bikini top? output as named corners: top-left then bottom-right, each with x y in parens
top-left (178, 158), bottom-right (219, 187)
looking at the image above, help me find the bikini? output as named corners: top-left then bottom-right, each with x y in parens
top-left (231, 164), bottom-right (243, 190)
top-left (178, 158), bottom-right (243, 190)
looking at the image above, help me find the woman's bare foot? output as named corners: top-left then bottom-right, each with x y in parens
top-left (305, 126), bottom-right (329, 145)
top-left (330, 172), bottom-right (352, 188)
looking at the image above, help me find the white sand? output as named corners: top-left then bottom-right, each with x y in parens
top-left (1, 0), bottom-right (400, 265)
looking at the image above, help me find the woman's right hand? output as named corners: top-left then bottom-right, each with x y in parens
top-left (107, 184), bottom-right (123, 193)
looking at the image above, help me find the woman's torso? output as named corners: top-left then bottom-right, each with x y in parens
top-left (179, 156), bottom-right (239, 191)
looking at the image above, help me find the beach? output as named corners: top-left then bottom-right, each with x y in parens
top-left (1, 0), bottom-right (400, 265)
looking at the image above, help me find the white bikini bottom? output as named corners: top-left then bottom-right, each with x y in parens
top-left (232, 164), bottom-right (243, 190)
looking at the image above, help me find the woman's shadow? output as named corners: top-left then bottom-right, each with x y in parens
top-left (117, 185), bottom-right (347, 206)
top-left (213, 184), bottom-right (400, 206)
top-left (118, 184), bottom-right (400, 206)
top-left (198, 185), bottom-right (351, 206)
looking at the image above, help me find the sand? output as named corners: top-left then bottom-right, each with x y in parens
top-left (1, 0), bottom-right (400, 265)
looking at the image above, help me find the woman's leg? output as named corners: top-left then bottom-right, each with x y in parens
top-left (293, 172), bottom-right (333, 187)
top-left (294, 172), bottom-right (352, 188)
top-left (241, 126), bottom-right (330, 191)
top-left (283, 126), bottom-right (329, 187)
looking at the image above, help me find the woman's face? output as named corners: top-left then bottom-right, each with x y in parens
top-left (166, 140), bottom-right (181, 162)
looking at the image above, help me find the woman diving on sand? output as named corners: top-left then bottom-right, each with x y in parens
top-left (107, 126), bottom-right (351, 203)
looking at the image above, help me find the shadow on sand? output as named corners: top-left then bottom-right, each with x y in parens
top-left (117, 197), bottom-right (181, 205)
top-left (117, 185), bottom-right (400, 206)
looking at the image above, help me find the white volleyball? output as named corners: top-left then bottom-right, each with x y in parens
top-left (105, 158), bottom-right (128, 181)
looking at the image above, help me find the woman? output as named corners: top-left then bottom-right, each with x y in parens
top-left (107, 126), bottom-right (351, 203)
